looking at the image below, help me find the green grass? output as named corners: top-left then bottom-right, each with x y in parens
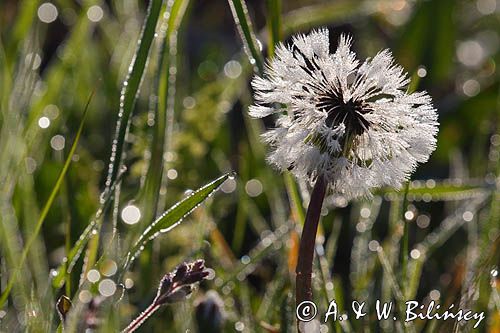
top-left (0, 0), bottom-right (499, 332)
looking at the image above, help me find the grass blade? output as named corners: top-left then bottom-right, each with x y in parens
top-left (0, 90), bottom-right (94, 307)
top-left (137, 0), bottom-right (189, 223)
top-left (104, 0), bottom-right (163, 194)
top-left (227, 0), bottom-right (264, 73)
top-left (123, 173), bottom-right (233, 271)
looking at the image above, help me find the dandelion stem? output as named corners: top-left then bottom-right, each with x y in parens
top-left (295, 175), bottom-right (327, 311)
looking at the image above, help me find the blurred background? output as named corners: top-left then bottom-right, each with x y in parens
top-left (0, 0), bottom-right (499, 332)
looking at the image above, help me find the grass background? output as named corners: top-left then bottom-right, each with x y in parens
top-left (0, 0), bottom-right (499, 332)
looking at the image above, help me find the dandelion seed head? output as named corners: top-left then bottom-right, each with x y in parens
top-left (250, 29), bottom-right (439, 200)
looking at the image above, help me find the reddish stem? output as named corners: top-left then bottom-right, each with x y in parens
top-left (122, 302), bottom-right (160, 333)
top-left (295, 175), bottom-right (327, 318)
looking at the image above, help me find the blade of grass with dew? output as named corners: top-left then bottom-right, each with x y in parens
top-left (103, 0), bottom-right (162, 195)
top-left (256, 264), bottom-right (287, 320)
top-left (136, 0), bottom-right (189, 222)
top-left (239, 282), bottom-right (257, 333)
top-left (153, 0), bottom-right (190, 214)
top-left (350, 199), bottom-right (381, 300)
top-left (377, 247), bottom-right (415, 333)
top-left (284, 172), bottom-right (305, 225)
top-left (379, 181), bottom-right (488, 201)
top-left (280, 292), bottom-right (295, 333)
top-left (316, 243), bottom-right (352, 333)
top-left (380, 196), bottom-right (404, 321)
top-left (227, 0), bottom-right (264, 73)
top-left (0, 89), bottom-right (94, 308)
top-left (122, 173), bottom-right (232, 271)
top-left (325, 216), bottom-right (342, 264)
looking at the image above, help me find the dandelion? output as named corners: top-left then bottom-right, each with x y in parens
top-left (250, 29), bottom-right (438, 200)
top-left (249, 29), bottom-right (439, 319)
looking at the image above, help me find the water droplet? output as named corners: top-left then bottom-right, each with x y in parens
top-left (368, 240), bottom-right (380, 252)
top-left (50, 135), bottom-right (65, 151)
top-left (235, 321), bottom-right (245, 331)
top-left (38, 3), bottom-right (58, 23)
top-left (121, 204), bottom-right (141, 225)
top-left (410, 249), bottom-right (421, 259)
top-left (124, 278), bottom-right (134, 289)
top-left (417, 66), bottom-right (427, 78)
top-left (240, 255), bottom-right (250, 264)
top-left (167, 169), bottom-right (178, 180)
top-left (462, 211), bottom-right (474, 222)
top-left (98, 279), bottom-right (117, 297)
top-left (101, 259), bottom-right (118, 277)
top-left (404, 210), bottom-right (415, 221)
top-left (221, 178), bottom-right (236, 193)
top-left (38, 116), bottom-right (50, 129)
top-left (360, 207), bottom-right (371, 218)
top-left (78, 290), bottom-right (92, 303)
top-left (87, 269), bottom-right (101, 283)
top-left (245, 179), bottom-right (263, 197)
top-left (87, 5), bottom-right (103, 22)
top-left (224, 60), bottom-right (242, 79)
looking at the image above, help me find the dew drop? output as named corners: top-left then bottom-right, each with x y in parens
top-left (98, 279), bottom-right (117, 297)
top-left (121, 204), bottom-right (141, 225)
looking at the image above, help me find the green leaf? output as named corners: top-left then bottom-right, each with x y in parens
top-left (123, 173), bottom-right (233, 270)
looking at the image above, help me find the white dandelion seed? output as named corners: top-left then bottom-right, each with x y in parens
top-left (250, 29), bottom-right (439, 200)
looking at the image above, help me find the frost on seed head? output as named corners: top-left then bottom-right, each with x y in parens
top-left (250, 29), bottom-right (439, 200)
